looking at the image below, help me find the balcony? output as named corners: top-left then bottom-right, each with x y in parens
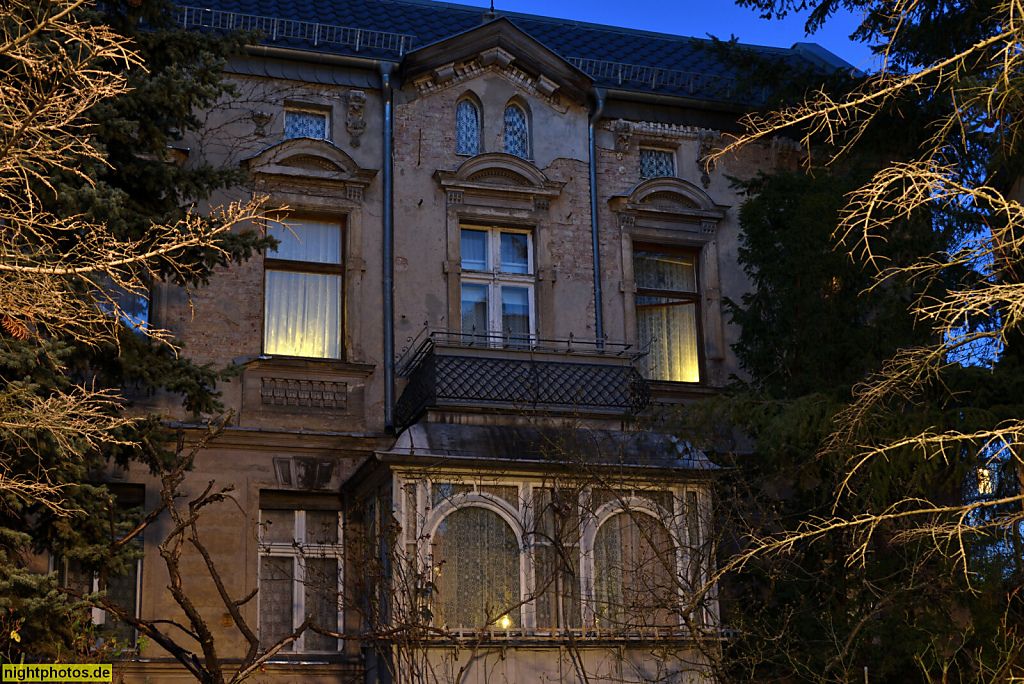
top-left (394, 330), bottom-right (651, 428)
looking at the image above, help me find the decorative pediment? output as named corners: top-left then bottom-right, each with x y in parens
top-left (609, 177), bottom-right (729, 235)
top-left (402, 18), bottom-right (591, 106)
top-left (242, 138), bottom-right (377, 189)
top-left (435, 153), bottom-right (565, 205)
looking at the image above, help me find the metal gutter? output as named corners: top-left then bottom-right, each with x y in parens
top-left (588, 87), bottom-right (606, 348)
top-left (381, 64), bottom-right (396, 434)
top-left (244, 44), bottom-right (395, 74)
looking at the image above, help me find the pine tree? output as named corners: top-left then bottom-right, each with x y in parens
top-left (0, 0), bottom-right (269, 659)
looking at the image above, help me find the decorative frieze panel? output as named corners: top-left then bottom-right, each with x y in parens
top-left (346, 90), bottom-right (366, 147)
top-left (261, 377), bottom-right (348, 410)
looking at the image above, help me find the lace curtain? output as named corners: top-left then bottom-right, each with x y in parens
top-left (504, 105), bottom-right (528, 158)
top-left (431, 507), bottom-right (521, 629)
top-left (456, 100), bottom-right (479, 155)
top-left (594, 512), bottom-right (676, 629)
top-left (634, 250), bottom-right (699, 381)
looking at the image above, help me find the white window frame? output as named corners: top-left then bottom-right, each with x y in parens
top-left (459, 225), bottom-right (536, 342)
top-left (284, 106), bottom-right (331, 141)
top-left (258, 509), bottom-right (344, 653)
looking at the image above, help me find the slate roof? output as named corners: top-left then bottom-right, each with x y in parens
top-left (179, 0), bottom-right (849, 104)
top-left (376, 423), bottom-right (718, 473)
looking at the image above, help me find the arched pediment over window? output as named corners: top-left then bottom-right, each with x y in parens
top-left (242, 138), bottom-right (377, 189)
top-left (627, 178), bottom-right (727, 216)
top-left (435, 152), bottom-right (564, 205)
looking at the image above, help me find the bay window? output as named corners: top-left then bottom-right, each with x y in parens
top-left (634, 246), bottom-right (701, 382)
top-left (460, 227), bottom-right (534, 343)
top-left (264, 219), bottom-right (343, 359)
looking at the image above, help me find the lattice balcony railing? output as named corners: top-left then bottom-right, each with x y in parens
top-left (395, 331), bottom-right (651, 428)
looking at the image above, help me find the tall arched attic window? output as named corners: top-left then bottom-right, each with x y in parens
top-left (456, 99), bottom-right (480, 155)
top-left (503, 103), bottom-right (529, 158)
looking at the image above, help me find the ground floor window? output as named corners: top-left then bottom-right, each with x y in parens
top-left (259, 496), bottom-right (342, 652)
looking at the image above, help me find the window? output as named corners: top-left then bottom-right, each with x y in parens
top-left (634, 247), bottom-right (701, 382)
top-left (285, 108), bottom-right (329, 140)
top-left (399, 476), bottom-right (706, 635)
top-left (58, 484), bottom-right (145, 648)
top-left (456, 99), bottom-right (480, 155)
top-left (59, 556), bottom-right (141, 647)
top-left (639, 148), bottom-right (675, 179)
top-left (594, 512), bottom-right (676, 629)
top-left (460, 227), bottom-right (534, 343)
top-left (503, 104), bottom-right (529, 158)
top-left (430, 506), bottom-right (521, 629)
top-left (264, 219), bottom-right (343, 359)
top-left (259, 504), bottom-right (342, 652)
top-left (95, 277), bottom-right (149, 333)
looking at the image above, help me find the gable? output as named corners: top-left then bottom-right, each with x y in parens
top-left (402, 18), bottom-right (592, 106)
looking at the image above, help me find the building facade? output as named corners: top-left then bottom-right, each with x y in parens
top-left (103, 1), bottom-right (848, 681)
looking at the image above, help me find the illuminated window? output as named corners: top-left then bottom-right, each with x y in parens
top-left (456, 99), bottom-right (480, 155)
top-left (634, 247), bottom-right (701, 382)
top-left (460, 227), bottom-right (533, 343)
top-left (639, 148), bottom-right (675, 178)
top-left (264, 219), bottom-right (343, 359)
top-left (285, 108), bottom-right (329, 140)
top-left (430, 506), bottom-right (521, 629)
top-left (503, 104), bottom-right (529, 158)
top-left (259, 501), bottom-right (342, 652)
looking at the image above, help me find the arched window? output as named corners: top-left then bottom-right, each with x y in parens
top-left (503, 103), bottom-right (529, 158)
top-left (431, 507), bottom-right (521, 629)
top-left (594, 512), bottom-right (676, 629)
top-left (456, 99), bottom-right (480, 155)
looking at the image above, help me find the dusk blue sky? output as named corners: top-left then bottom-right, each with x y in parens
top-left (452, 0), bottom-right (877, 72)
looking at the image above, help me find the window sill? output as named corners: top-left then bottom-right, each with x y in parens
top-left (239, 355), bottom-right (376, 377)
top-left (412, 627), bottom-right (725, 643)
top-left (646, 380), bottom-right (721, 404)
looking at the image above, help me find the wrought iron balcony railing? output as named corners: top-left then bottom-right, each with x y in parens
top-left (394, 330), bottom-right (651, 428)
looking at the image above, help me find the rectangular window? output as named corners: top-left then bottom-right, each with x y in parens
top-left (639, 148), bottom-right (675, 179)
top-left (285, 108), bottom-right (329, 140)
top-left (264, 219), bottom-right (343, 359)
top-left (259, 504), bottom-right (342, 652)
top-left (459, 227), bottom-right (534, 345)
top-left (634, 247), bottom-right (701, 382)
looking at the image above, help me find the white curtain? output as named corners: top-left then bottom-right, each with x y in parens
top-left (636, 297), bottom-right (699, 381)
top-left (264, 271), bottom-right (341, 358)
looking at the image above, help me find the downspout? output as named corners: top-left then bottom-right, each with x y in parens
top-left (588, 88), bottom-right (607, 348)
top-left (381, 64), bottom-right (396, 433)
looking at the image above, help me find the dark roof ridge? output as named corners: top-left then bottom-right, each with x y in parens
top-left (338, 0), bottom-right (806, 55)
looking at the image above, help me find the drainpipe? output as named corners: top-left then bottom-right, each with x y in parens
top-left (381, 64), bottom-right (396, 433)
top-left (588, 88), bottom-right (607, 348)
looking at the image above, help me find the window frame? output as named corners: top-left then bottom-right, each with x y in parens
top-left (455, 97), bottom-right (482, 156)
top-left (503, 102), bottom-right (531, 159)
top-left (262, 215), bottom-right (346, 360)
top-left (638, 147), bottom-right (676, 179)
top-left (632, 243), bottom-right (705, 383)
top-left (284, 105), bottom-right (331, 142)
top-left (397, 475), bottom-right (708, 635)
top-left (459, 225), bottom-right (536, 342)
top-left (257, 508), bottom-right (344, 654)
